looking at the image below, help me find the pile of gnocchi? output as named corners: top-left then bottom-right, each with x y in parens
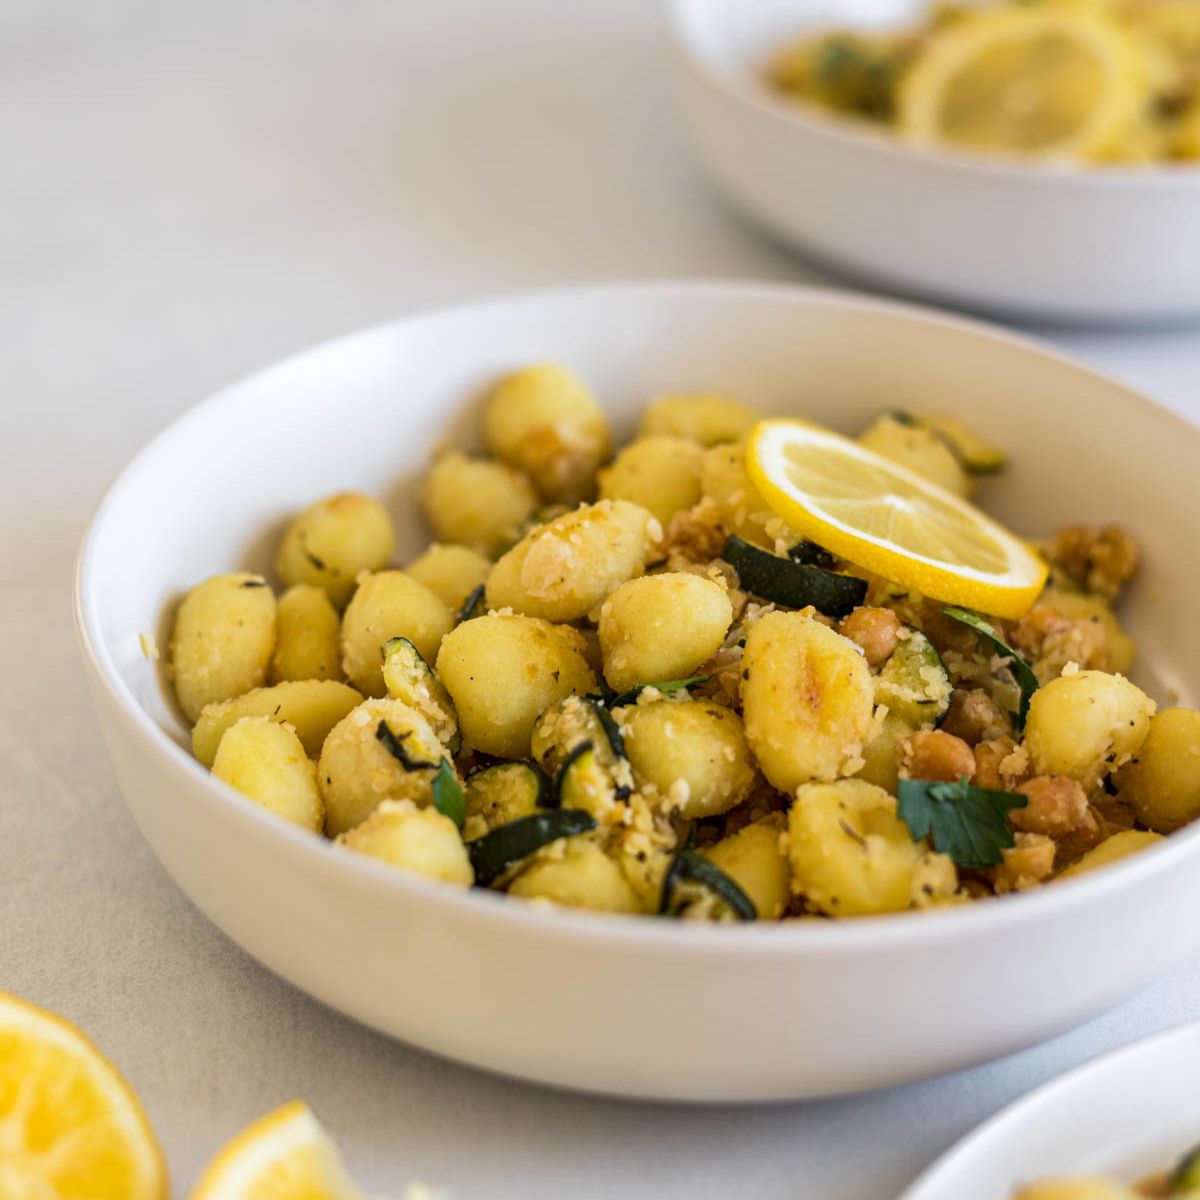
top-left (166, 364), bottom-right (1200, 922)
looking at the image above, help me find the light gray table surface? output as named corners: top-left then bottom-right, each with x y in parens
top-left (5, 1), bottom-right (1200, 1195)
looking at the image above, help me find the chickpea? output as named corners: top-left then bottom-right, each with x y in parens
top-left (973, 736), bottom-right (1030, 791)
top-left (838, 606), bottom-right (901, 669)
top-left (940, 688), bottom-right (1011, 746)
top-left (1045, 524), bottom-right (1140, 600)
top-left (901, 729), bottom-right (975, 782)
top-left (1010, 775), bottom-right (1090, 837)
top-left (991, 833), bottom-right (1056, 894)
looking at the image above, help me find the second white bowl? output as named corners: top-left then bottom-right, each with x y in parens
top-left (668, 0), bottom-right (1200, 322)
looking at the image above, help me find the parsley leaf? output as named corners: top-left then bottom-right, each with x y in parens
top-left (432, 760), bottom-right (466, 829)
top-left (897, 776), bottom-right (1028, 869)
top-left (608, 675), bottom-right (710, 709)
top-left (942, 605), bottom-right (1040, 727)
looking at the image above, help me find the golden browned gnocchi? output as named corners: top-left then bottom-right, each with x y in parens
top-left (270, 584), bottom-right (341, 684)
top-left (742, 611), bottom-right (875, 792)
top-left (276, 492), bottom-right (395, 609)
top-left (338, 799), bottom-right (473, 885)
top-left (419, 451), bottom-right (538, 555)
top-left (318, 698), bottom-right (453, 836)
top-left (621, 698), bottom-right (755, 819)
top-left (597, 572), bottom-right (732, 693)
top-left (192, 678), bottom-right (363, 766)
top-left (484, 364), bottom-right (610, 504)
top-left (171, 572), bottom-right (277, 722)
top-left (598, 435), bottom-right (703, 525)
top-left (166, 368), bottom-right (1193, 920)
top-left (404, 543), bottom-right (492, 612)
top-left (639, 393), bottom-right (760, 446)
top-left (485, 499), bottom-right (661, 623)
top-left (436, 613), bottom-right (596, 758)
top-left (340, 570), bottom-right (454, 696)
top-left (212, 717), bottom-right (323, 832)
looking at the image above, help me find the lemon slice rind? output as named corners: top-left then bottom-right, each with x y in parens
top-left (188, 1100), bottom-right (366, 1200)
top-left (746, 419), bottom-right (1047, 619)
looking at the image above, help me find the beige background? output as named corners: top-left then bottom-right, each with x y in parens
top-left (5, 0), bottom-right (1200, 1195)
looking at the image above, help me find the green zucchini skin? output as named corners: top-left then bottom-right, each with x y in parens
top-left (457, 584), bottom-right (486, 624)
top-left (464, 761), bottom-right (553, 835)
top-left (552, 740), bottom-right (595, 809)
top-left (942, 606), bottom-right (1038, 728)
top-left (788, 540), bottom-right (837, 570)
top-left (469, 809), bottom-right (597, 887)
top-left (721, 535), bottom-right (867, 618)
top-left (659, 849), bottom-right (757, 921)
top-left (875, 629), bottom-right (952, 729)
top-left (381, 635), bottom-right (461, 753)
top-left (607, 675), bottom-right (709, 709)
top-left (375, 720), bottom-right (441, 771)
top-left (1172, 1142), bottom-right (1200, 1193)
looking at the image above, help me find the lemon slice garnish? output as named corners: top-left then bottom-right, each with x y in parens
top-left (188, 1101), bottom-right (366, 1200)
top-left (897, 6), bottom-right (1145, 159)
top-left (746, 419), bottom-right (1047, 618)
top-left (0, 991), bottom-right (167, 1200)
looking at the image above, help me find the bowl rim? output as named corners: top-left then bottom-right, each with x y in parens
top-left (74, 277), bottom-right (1200, 958)
top-left (897, 1017), bottom-right (1200, 1198)
top-left (666, 0), bottom-right (1200, 191)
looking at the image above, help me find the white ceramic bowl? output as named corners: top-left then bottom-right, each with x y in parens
top-left (902, 1020), bottom-right (1200, 1198)
top-left (75, 281), bottom-right (1200, 1102)
top-left (668, 0), bottom-right (1200, 322)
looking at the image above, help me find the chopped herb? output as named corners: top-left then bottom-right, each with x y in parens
top-left (375, 720), bottom-right (440, 771)
top-left (457, 584), bottom-right (486, 624)
top-left (608, 675), bottom-right (710, 709)
top-left (897, 776), bottom-right (1028, 870)
top-left (788, 540), bottom-right (837, 570)
top-left (432, 760), bottom-right (466, 829)
top-left (722, 534), bottom-right (867, 618)
top-left (659, 850), bottom-right (757, 921)
top-left (943, 606), bottom-right (1039, 727)
top-left (239, 579), bottom-right (268, 588)
top-left (304, 549), bottom-right (327, 571)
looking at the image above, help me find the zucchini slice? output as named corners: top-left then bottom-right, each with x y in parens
top-left (898, 410), bottom-right (1007, 475)
top-left (1173, 1143), bottom-right (1200, 1194)
top-left (469, 809), bottom-right (597, 888)
top-left (788, 539), bottom-right (837, 570)
top-left (659, 849), bottom-right (757, 921)
top-left (532, 695), bottom-right (634, 801)
top-left (457, 584), bottom-right (486, 624)
top-left (554, 742), bottom-right (618, 820)
top-left (381, 636), bottom-right (460, 753)
top-left (721, 535), bottom-right (867, 618)
top-left (464, 761), bottom-right (551, 838)
top-left (943, 606), bottom-right (1038, 728)
top-left (875, 629), bottom-right (952, 728)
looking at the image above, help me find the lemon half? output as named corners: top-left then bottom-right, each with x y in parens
top-left (746, 419), bottom-right (1047, 618)
top-left (0, 991), bottom-right (167, 1200)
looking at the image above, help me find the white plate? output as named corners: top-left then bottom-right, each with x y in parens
top-left (667, 0), bottom-right (1200, 322)
top-left (74, 281), bottom-right (1200, 1101)
top-left (902, 1021), bottom-right (1200, 1199)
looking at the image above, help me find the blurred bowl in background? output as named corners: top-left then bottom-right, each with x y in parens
top-left (667, 0), bottom-right (1200, 323)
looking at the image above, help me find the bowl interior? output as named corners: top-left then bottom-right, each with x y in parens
top-left (81, 284), bottom-right (1200, 764)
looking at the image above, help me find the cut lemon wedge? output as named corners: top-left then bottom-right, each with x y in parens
top-left (897, 6), bottom-right (1145, 159)
top-left (0, 991), bottom-right (167, 1200)
top-left (189, 1101), bottom-right (366, 1200)
top-left (746, 419), bottom-right (1047, 618)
